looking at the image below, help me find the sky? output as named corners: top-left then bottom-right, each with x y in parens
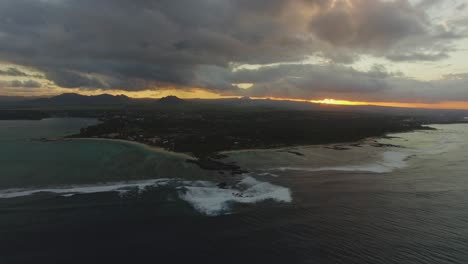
top-left (0, 0), bottom-right (468, 109)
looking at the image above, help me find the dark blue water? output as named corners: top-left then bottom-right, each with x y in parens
top-left (1, 120), bottom-right (468, 264)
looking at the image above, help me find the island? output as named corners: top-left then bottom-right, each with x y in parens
top-left (3, 94), bottom-right (467, 174)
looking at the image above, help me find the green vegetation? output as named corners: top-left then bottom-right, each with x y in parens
top-left (74, 108), bottom-right (432, 157)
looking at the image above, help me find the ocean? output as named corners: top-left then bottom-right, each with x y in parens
top-left (1, 118), bottom-right (468, 263)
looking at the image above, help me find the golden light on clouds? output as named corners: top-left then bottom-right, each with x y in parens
top-left (77, 88), bottom-right (238, 99)
top-left (365, 101), bottom-right (468, 110)
top-left (2, 82), bottom-right (468, 110)
top-left (310, 99), bottom-right (468, 110)
top-left (77, 89), bottom-right (468, 110)
top-left (252, 96), bottom-right (468, 110)
top-left (232, 83), bottom-right (254, 89)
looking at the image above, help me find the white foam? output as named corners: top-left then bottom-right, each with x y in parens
top-left (0, 176), bottom-right (292, 217)
top-left (257, 172), bottom-right (279, 177)
top-left (272, 151), bottom-right (409, 174)
top-left (178, 176), bottom-right (292, 216)
top-left (0, 179), bottom-right (172, 199)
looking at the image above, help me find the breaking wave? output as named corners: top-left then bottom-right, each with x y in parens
top-left (0, 179), bottom-right (172, 199)
top-left (271, 151), bottom-right (410, 174)
top-left (178, 176), bottom-right (292, 216)
top-left (0, 176), bottom-right (292, 216)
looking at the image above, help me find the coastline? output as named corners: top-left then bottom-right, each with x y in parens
top-left (219, 126), bottom-right (438, 156)
top-left (68, 135), bottom-right (386, 162)
top-left (219, 137), bottom-right (382, 156)
top-left (67, 137), bottom-right (195, 160)
top-left (64, 125), bottom-right (446, 175)
top-left (68, 125), bottom-right (428, 162)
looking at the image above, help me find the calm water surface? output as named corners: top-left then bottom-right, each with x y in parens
top-left (0, 118), bottom-right (214, 188)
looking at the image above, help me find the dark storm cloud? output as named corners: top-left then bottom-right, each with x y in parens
top-left (308, 0), bottom-right (462, 62)
top-left (45, 70), bottom-right (107, 89)
top-left (0, 0), bottom-right (465, 102)
top-left (310, 0), bottom-right (427, 49)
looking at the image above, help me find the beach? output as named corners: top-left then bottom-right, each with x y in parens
top-left (68, 137), bottom-right (196, 160)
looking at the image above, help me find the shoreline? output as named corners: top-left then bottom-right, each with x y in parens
top-left (63, 124), bottom-right (453, 175)
top-left (219, 125), bottom-right (440, 156)
top-left (66, 137), bottom-right (195, 160)
top-left (68, 125), bottom-right (437, 160)
top-left (219, 136), bottom-right (392, 156)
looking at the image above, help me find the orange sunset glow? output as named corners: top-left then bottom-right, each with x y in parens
top-left (271, 97), bottom-right (468, 110)
top-left (312, 98), bottom-right (468, 110)
top-left (74, 89), bottom-right (468, 110)
top-left (310, 98), bottom-right (368, 106)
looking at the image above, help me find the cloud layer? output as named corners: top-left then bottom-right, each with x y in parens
top-left (231, 64), bottom-right (468, 102)
top-left (0, 0), bottom-right (466, 102)
top-left (0, 79), bottom-right (41, 88)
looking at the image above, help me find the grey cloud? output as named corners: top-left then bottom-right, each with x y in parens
top-left (310, 0), bottom-right (427, 49)
top-left (371, 74), bottom-right (468, 103)
top-left (229, 63), bottom-right (468, 103)
top-left (308, 0), bottom-right (461, 62)
top-left (0, 67), bottom-right (42, 78)
top-left (45, 70), bottom-right (107, 89)
top-left (1, 79), bottom-right (42, 88)
top-left (416, 0), bottom-right (439, 9)
top-left (230, 64), bottom-right (391, 99)
top-left (0, 0), bottom-right (464, 97)
top-left (386, 52), bottom-right (449, 62)
top-left (0, 67), bottom-right (29, 77)
top-left (457, 3), bottom-right (467, 10)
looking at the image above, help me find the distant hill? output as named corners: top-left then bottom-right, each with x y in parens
top-left (30, 93), bottom-right (130, 106)
top-left (157, 95), bottom-right (185, 104)
top-left (3, 93), bottom-right (467, 122)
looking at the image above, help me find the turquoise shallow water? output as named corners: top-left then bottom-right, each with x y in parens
top-left (0, 118), bottom-right (209, 189)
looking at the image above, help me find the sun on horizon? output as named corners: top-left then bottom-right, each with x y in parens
top-left (310, 98), bottom-right (368, 106)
